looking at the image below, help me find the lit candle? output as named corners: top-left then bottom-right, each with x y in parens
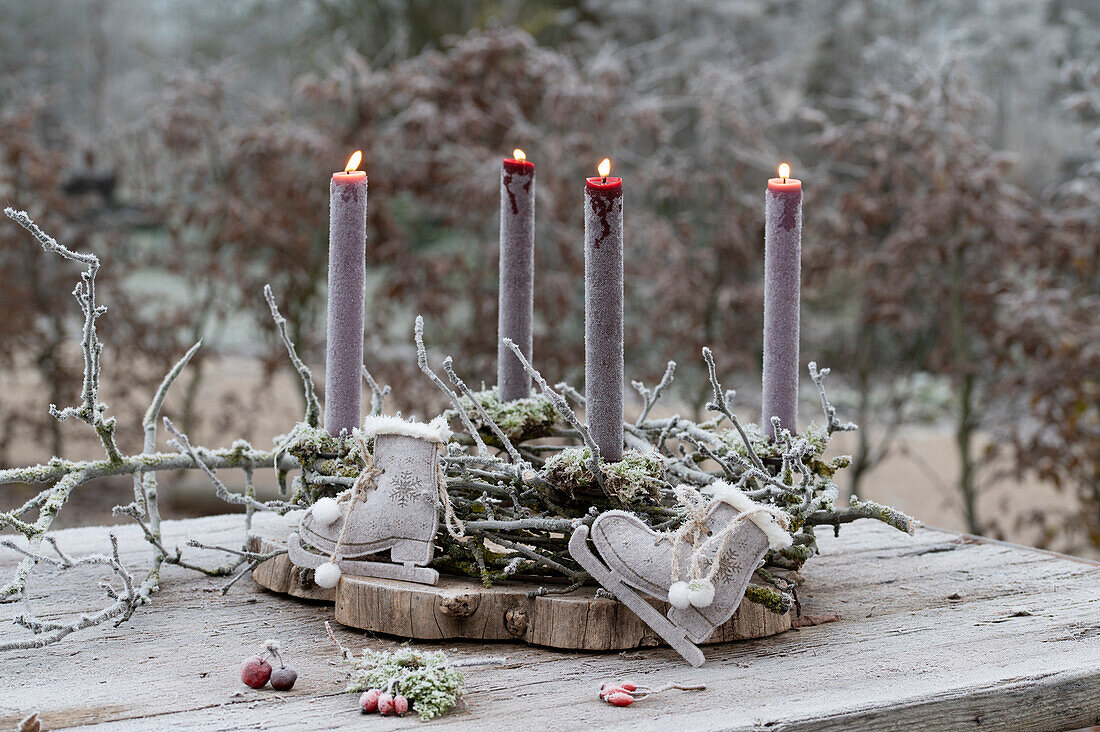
top-left (762, 162), bottom-right (802, 439)
top-left (585, 157), bottom-right (624, 463)
top-left (324, 150), bottom-right (368, 436)
top-left (497, 148), bottom-right (536, 402)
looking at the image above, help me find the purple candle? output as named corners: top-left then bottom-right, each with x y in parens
top-left (324, 150), bottom-right (368, 436)
top-left (584, 158), bottom-right (624, 463)
top-left (761, 163), bottom-right (802, 439)
top-left (497, 148), bottom-right (536, 402)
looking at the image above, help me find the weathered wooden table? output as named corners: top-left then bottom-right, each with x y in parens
top-left (1, 514), bottom-right (1097, 731)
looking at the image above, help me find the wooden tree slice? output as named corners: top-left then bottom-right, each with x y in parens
top-left (249, 524), bottom-right (789, 650)
top-left (249, 534), bottom-right (335, 603)
top-left (335, 574), bottom-right (789, 650)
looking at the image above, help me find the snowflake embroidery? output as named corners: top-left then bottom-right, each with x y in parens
top-left (714, 546), bottom-right (745, 585)
top-left (389, 469), bottom-right (424, 506)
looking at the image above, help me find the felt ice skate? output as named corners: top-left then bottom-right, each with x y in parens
top-left (288, 415), bottom-right (456, 587)
top-left (569, 482), bottom-right (792, 666)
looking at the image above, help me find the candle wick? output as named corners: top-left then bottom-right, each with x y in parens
top-left (602, 176), bottom-right (607, 184)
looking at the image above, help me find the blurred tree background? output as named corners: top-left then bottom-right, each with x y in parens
top-left (0, 0), bottom-right (1096, 554)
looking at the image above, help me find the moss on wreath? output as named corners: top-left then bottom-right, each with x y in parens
top-left (717, 422), bottom-right (852, 480)
top-left (744, 583), bottom-right (794, 614)
top-left (454, 388), bottom-right (559, 441)
top-left (541, 447), bottom-right (666, 506)
top-left (279, 423), bottom-right (366, 501)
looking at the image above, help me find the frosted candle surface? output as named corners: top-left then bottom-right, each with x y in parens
top-left (584, 176), bottom-right (624, 463)
top-left (324, 170), bottom-right (367, 435)
top-left (761, 177), bottom-right (802, 439)
top-left (497, 157), bottom-right (536, 402)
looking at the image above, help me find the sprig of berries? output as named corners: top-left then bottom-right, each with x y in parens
top-left (599, 680), bottom-right (706, 706)
top-left (240, 639), bottom-right (298, 691)
top-left (359, 682), bottom-right (410, 717)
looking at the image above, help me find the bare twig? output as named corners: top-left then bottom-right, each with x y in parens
top-left (0, 534), bottom-right (138, 651)
top-left (5, 208), bottom-right (121, 463)
top-left (702, 347), bottom-right (765, 471)
top-left (632, 360), bottom-right (676, 425)
top-left (503, 338), bottom-right (605, 489)
top-left (414, 316), bottom-right (487, 456)
top-left (809, 362), bottom-right (858, 435)
top-left (164, 418), bottom-right (293, 514)
top-left (362, 366), bottom-right (391, 416)
top-left (265, 284), bottom-right (321, 428)
top-left (443, 356), bottom-right (524, 467)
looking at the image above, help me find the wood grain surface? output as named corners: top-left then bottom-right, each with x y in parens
top-left (2, 513), bottom-right (1097, 731)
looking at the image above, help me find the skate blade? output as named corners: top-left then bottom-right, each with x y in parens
top-left (288, 532), bottom-right (440, 586)
top-left (569, 526), bottom-right (705, 667)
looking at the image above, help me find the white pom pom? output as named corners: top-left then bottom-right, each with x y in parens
top-left (668, 581), bottom-right (692, 609)
top-left (688, 579), bottom-right (715, 608)
top-left (314, 562), bottom-right (342, 588)
top-left (312, 497), bottom-right (341, 526)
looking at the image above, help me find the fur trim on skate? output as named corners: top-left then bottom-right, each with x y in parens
top-left (706, 481), bottom-right (793, 550)
top-left (359, 414), bottom-right (452, 443)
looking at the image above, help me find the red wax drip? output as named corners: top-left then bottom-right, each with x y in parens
top-left (503, 158), bottom-right (535, 175)
top-left (586, 176), bottom-right (623, 192)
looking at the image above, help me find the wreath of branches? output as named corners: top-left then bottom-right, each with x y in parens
top-left (0, 209), bottom-right (914, 651)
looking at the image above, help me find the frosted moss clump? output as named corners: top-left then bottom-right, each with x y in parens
top-left (542, 447), bottom-right (666, 506)
top-left (345, 648), bottom-right (464, 721)
top-left (282, 423), bottom-right (365, 480)
top-left (718, 423), bottom-right (850, 479)
top-left (715, 422), bottom-right (807, 461)
top-left (455, 388), bottom-right (559, 441)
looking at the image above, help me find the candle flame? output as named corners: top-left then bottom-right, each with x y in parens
top-left (778, 162), bottom-right (791, 180)
top-left (597, 158), bottom-right (611, 178)
top-left (345, 150), bottom-right (363, 173)
top-left (513, 148), bottom-right (526, 162)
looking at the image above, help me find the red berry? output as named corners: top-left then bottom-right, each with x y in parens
top-left (377, 692), bottom-right (395, 715)
top-left (240, 656), bottom-right (272, 689)
top-left (359, 689), bottom-right (381, 713)
top-left (620, 681), bottom-right (638, 692)
top-left (393, 695), bottom-right (409, 716)
top-left (600, 683), bottom-right (627, 699)
top-left (606, 691), bottom-right (634, 706)
top-left (270, 666), bottom-right (297, 691)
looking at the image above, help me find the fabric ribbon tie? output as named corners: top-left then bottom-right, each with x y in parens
top-left (664, 485), bottom-right (790, 609)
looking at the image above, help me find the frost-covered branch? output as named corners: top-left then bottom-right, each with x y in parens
top-left (442, 356), bottom-right (524, 467)
top-left (0, 214), bottom-right (311, 649)
top-left (122, 340), bottom-right (202, 524)
top-left (362, 366), bottom-right (390, 416)
top-left (5, 208), bottom-right (121, 463)
top-left (632, 360), bottom-right (676, 425)
top-left (809, 361), bottom-right (858, 435)
top-left (0, 449), bottom-right (297, 489)
top-left (701, 347), bottom-right (765, 471)
top-left (265, 284), bottom-right (321, 428)
top-left (164, 418), bottom-right (294, 514)
top-left (503, 337), bottom-right (605, 489)
top-left (414, 315), bottom-right (487, 456)
top-left (807, 497), bottom-right (917, 535)
top-left (0, 534), bottom-right (139, 651)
